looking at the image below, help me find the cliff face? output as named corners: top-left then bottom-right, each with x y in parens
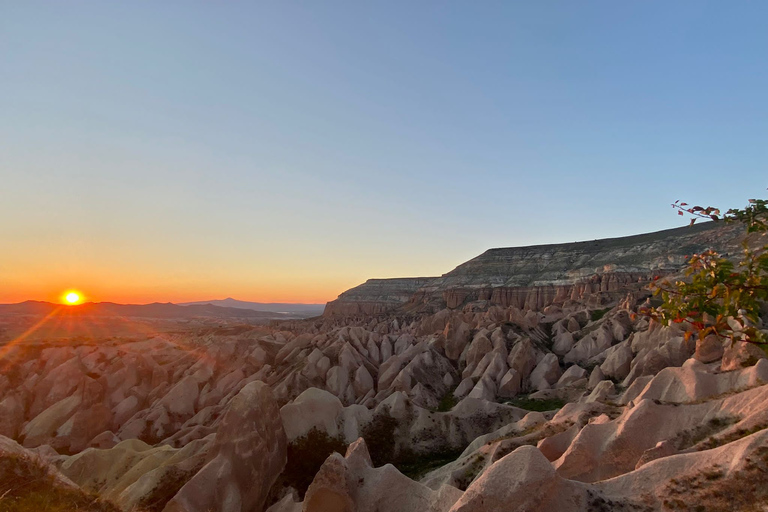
top-left (324, 222), bottom-right (747, 316)
top-left (323, 277), bottom-right (436, 316)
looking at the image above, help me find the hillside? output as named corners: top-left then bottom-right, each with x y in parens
top-left (325, 222), bottom-right (747, 316)
top-left (0, 301), bottom-right (308, 320)
top-left (178, 298), bottom-right (325, 317)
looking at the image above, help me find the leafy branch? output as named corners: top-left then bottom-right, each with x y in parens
top-left (644, 192), bottom-right (768, 345)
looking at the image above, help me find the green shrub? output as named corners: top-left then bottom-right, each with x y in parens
top-left (360, 410), bottom-right (399, 467)
top-left (435, 392), bottom-right (459, 412)
top-left (282, 428), bottom-right (347, 498)
top-left (647, 196), bottom-right (768, 347)
top-left (505, 396), bottom-right (565, 412)
top-left (389, 448), bottom-right (463, 481)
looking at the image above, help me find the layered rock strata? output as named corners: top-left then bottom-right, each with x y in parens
top-left (325, 222), bottom-right (746, 316)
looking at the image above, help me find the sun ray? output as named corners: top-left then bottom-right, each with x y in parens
top-left (0, 306), bottom-right (63, 371)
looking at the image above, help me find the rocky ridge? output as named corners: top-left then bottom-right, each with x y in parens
top-left (325, 222), bottom-right (745, 316)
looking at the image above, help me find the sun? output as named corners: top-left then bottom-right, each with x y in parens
top-left (63, 291), bottom-right (83, 305)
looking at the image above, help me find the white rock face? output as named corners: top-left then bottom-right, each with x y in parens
top-left (280, 388), bottom-right (345, 442)
top-left (468, 376), bottom-right (496, 401)
top-left (551, 331), bottom-right (575, 356)
top-left (497, 369), bottom-right (522, 398)
top-left (631, 357), bottom-right (768, 404)
top-left (326, 366), bottom-right (350, 398)
top-left (160, 376), bottom-right (199, 417)
top-left (163, 381), bottom-right (287, 512)
top-left (444, 321), bottom-right (472, 361)
top-left (21, 395), bottom-right (82, 448)
top-left (353, 366), bottom-right (375, 397)
top-left (564, 329), bottom-right (612, 365)
top-left (585, 380), bottom-right (615, 403)
top-left (555, 365), bottom-right (587, 388)
top-left (300, 438), bottom-right (463, 512)
top-left (599, 341), bottom-right (633, 381)
top-left (587, 366), bottom-right (605, 390)
top-left (453, 378), bottom-right (475, 399)
top-left (529, 354), bottom-right (562, 391)
top-left (450, 446), bottom-right (584, 512)
top-left (507, 339), bottom-right (538, 383)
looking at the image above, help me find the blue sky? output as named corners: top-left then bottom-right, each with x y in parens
top-left (1, 1), bottom-right (766, 303)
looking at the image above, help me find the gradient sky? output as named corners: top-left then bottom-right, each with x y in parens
top-left (1, 2), bottom-right (767, 304)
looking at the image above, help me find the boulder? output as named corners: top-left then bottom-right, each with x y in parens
top-left (694, 334), bottom-right (724, 363)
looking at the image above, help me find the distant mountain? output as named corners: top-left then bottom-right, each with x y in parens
top-left (178, 298), bottom-right (325, 316)
top-left (0, 300), bottom-right (307, 320)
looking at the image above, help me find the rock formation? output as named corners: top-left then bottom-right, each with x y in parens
top-left (2, 222), bottom-right (767, 511)
top-left (325, 222), bottom-right (745, 316)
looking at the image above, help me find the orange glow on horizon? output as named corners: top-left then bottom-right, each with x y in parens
top-left (3, 269), bottom-right (377, 306)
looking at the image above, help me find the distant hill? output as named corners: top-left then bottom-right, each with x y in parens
top-left (178, 298), bottom-right (325, 317)
top-left (0, 300), bottom-right (311, 320)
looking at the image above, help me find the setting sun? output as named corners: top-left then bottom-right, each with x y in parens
top-left (63, 291), bottom-right (82, 305)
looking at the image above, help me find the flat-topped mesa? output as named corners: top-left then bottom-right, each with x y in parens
top-left (324, 222), bottom-right (746, 317)
top-left (323, 277), bottom-right (436, 316)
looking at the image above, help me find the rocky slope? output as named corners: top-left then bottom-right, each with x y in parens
top-left (325, 222), bottom-right (746, 316)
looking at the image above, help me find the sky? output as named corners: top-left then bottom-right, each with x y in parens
top-left (1, 1), bottom-right (767, 305)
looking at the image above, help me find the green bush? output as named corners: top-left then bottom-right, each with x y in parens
top-left (590, 308), bottom-right (611, 322)
top-left (360, 410), bottom-right (399, 467)
top-left (647, 196), bottom-right (768, 346)
top-left (282, 428), bottom-right (347, 498)
top-left (505, 396), bottom-right (565, 412)
top-left (435, 392), bottom-right (459, 412)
